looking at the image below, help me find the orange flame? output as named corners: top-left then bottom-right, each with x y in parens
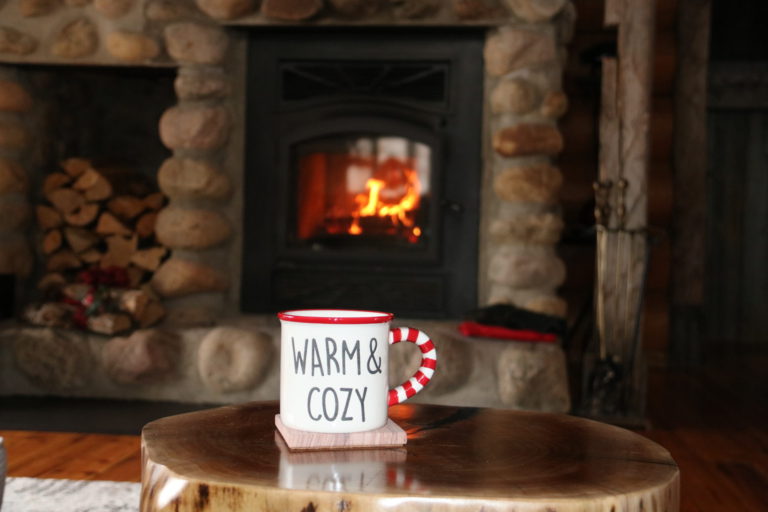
top-left (348, 166), bottom-right (422, 239)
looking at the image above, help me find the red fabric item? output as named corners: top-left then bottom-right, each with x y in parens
top-left (458, 321), bottom-right (558, 343)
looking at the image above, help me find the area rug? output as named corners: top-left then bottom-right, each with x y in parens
top-left (2, 477), bottom-right (138, 512)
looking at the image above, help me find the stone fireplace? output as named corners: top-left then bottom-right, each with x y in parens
top-left (0, 0), bottom-right (573, 413)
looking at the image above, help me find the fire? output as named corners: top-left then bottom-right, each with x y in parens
top-left (348, 161), bottom-right (422, 239)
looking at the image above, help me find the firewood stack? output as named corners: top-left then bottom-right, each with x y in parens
top-left (26, 157), bottom-right (168, 334)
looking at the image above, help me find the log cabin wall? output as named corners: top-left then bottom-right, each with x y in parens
top-left (702, 0), bottom-right (768, 354)
top-left (560, 0), bottom-right (677, 369)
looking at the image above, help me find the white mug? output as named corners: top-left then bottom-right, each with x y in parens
top-left (278, 309), bottom-right (437, 433)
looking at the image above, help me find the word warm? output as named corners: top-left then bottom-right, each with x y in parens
top-left (291, 337), bottom-right (383, 377)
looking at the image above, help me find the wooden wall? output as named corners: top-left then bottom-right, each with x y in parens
top-left (560, 0), bottom-right (677, 365)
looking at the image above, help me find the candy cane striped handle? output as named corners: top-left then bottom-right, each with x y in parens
top-left (387, 327), bottom-right (437, 406)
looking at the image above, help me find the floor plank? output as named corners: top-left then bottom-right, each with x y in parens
top-left (1, 430), bottom-right (141, 482)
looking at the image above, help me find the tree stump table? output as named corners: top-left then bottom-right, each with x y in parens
top-left (141, 402), bottom-right (679, 512)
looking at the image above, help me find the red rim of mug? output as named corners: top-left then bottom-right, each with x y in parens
top-left (277, 309), bottom-right (394, 324)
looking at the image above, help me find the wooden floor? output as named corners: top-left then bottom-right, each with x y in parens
top-left (2, 356), bottom-right (766, 511)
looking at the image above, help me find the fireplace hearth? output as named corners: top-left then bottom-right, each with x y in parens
top-left (243, 30), bottom-right (483, 317)
top-left (0, 0), bottom-right (573, 414)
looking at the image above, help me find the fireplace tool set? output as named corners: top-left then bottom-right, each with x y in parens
top-left (584, 178), bottom-right (651, 422)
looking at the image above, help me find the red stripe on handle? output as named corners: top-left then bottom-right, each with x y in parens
top-left (388, 327), bottom-right (437, 406)
top-left (419, 339), bottom-right (435, 354)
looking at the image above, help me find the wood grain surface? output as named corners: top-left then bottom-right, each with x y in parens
top-left (141, 402), bottom-right (678, 512)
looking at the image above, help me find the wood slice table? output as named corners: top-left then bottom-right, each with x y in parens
top-left (141, 402), bottom-right (679, 512)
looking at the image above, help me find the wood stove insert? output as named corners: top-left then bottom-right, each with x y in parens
top-left (243, 30), bottom-right (483, 317)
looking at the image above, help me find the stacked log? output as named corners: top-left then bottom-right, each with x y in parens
top-left (28, 158), bottom-right (168, 334)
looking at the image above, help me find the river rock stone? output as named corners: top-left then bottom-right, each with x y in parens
top-left (164, 22), bottom-right (228, 65)
top-left (198, 327), bottom-right (273, 392)
top-left (103, 329), bottom-right (180, 384)
top-left (389, 324), bottom-right (472, 396)
top-left (165, 306), bottom-right (217, 327)
top-left (493, 123), bottom-right (563, 156)
top-left (0, 199), bottom-right (30, 231)
top-left (106, 31), bottom-right (159, 62)
top-left (453, 0), bottom-right (507, 19)
top-left (174, 67), bottom-right (229, 100)
top-left (484, 26), bottom-right (557, 77)
top-left (0, 158), bottom-right (28, 194)
top-left (145, 0), bottom-right (192, 21)
top-left (196, 0), bottom-right (256, 19)
top-left (0, 27), bottom-right (38, 55)
top-left (488, 244), bottom-right (566, 289)
top-left (159, 105), bottom-right (229, 151)
top-left (93, 0), bottom-right (133, 18)
top-left (329, 0), bottom-right (382, 17)
top-left (392, 0), bottom-right (440, 19)
top-left (155, 207), bottom-right (232, 249)
top-left (494, 163), bottom-right (562, 203)
top-left (490, 77), bottom-right (540, 115)
top-left (540, 90), bottom-right (568, 118)
top-left (497, 342), bottom-right (570, 412)
top-left (0, 236), bottom-right (32, 275)
top-left (151, 258), bottom-right (229, 298)
top-left (262, 0), bottom-right (322, 20)
top-left (19, 0), bottom-right (60, 17)
top-left (523, 294), bottom-right (567, 317)
top-left (12, 328), bottom-right (92, 390)
top-left (504, 0), bottom-right (565, 22)
top-left (51, 17), bottom-right (98, 58)
top-left (0, 80), bottom-right (32, 112)
top-left (158, 158), bottom-right (231, 200)
top-left (0, 120), bottom-right (29, 151)
top-left (489, 212), bottom-right (563, 244)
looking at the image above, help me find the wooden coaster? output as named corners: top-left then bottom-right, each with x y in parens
top-left (275, 415), bottom-right (407, 450)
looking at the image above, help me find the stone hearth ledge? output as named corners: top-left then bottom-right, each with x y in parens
top-left (0, 318), bottom-right (570, 413)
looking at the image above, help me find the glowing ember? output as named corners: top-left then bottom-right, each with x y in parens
top-left (348, 161), bottom-right (422, 239)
